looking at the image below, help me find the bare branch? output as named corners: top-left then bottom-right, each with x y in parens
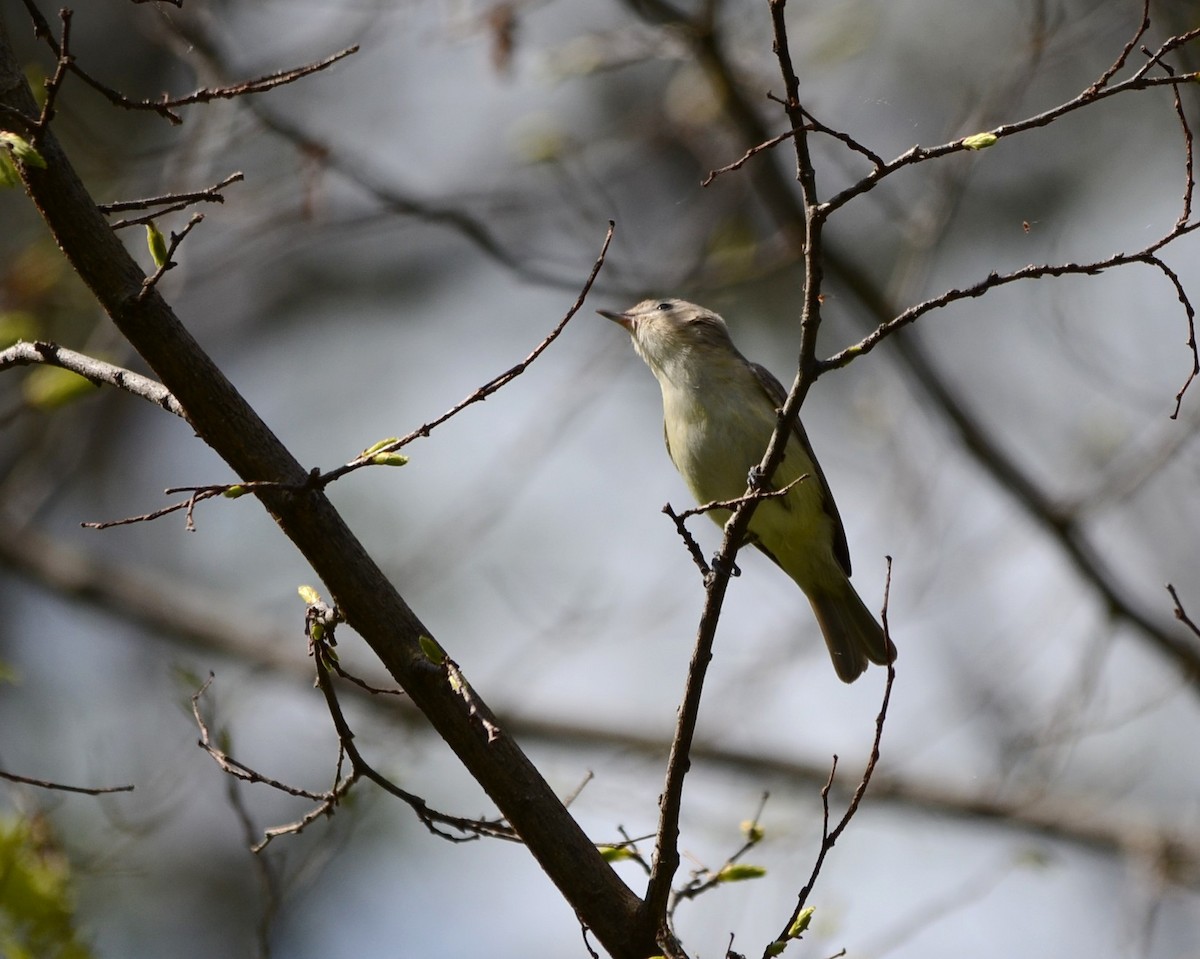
top-left (0, 767), bottom-right (134, 795)
top-left (0, 339), bottom-right (185, 417)
top-left (317, 220), bottom-right (616, 486)
top-left (27, 8), bottom-right (73, 149)
top-left (101, 171), bottom-right (245, 228)
top-left (18, 1), bottom-right (358, 125)
top-left (1084, 0), bottom-right (1151, 96)
top-left (766, 562), bottom-right (897, 958)
top-left (645, 2), bottom-right (830, 938)
top-left (308, 635), bottom-right (518, 843)
top-left (820, 69), bottom-right (1200, 216)
top-left (1167, 584), bottom-right (1200, 641)
top-left (668, 793), bottom-right (768, 917)
top-left (824, 250), bottom-right (1198, 377)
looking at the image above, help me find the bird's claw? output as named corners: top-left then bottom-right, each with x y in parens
top-left (710, 554), bottom-right (741, 578)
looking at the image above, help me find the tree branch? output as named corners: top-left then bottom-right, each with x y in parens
top-left (0, 339), bottom-right (186, 418)
top-left (0, 24), bottom-right (655, 958)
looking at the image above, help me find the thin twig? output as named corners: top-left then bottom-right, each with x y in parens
top-left (28, 8), bottom-right (73, 150)
top-left (309, 638), bottom-right (517, 842)
top-left (702, 129), bottom-right (795, 186)
top-left (820, 70), bottom-right (1199, 217)
top-left (668, 792), bottom-right (769, 915)
top-left (1167, 584), bottom-right (1200, 641)
top-left (824, 249), bottom-right (1200, 377)
top-left (18, 1), bottom-right (357, 125)
top-left (0, 768), bottom-right (134, 795)
top-left (318, 220), bottom-right (616, 486)
top-left (645, 2), bottom-right (827, 937)
top-left (768, 560), bottom-right (897, 957)
top-left (101, 171), bottom-right (244, 218)
top-left (1084, 0), bottom-right (1151, 97)
top-left (661, 478), bottom-right (807, 577)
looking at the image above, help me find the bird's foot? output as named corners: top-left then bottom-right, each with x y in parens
top-left (709, 554), bottom-right (741, 579)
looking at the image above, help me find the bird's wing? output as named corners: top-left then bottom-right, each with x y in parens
top-left (748, 362), bottom-right (853, 577)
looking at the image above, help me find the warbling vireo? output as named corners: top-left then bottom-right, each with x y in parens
top-left (599, 298), bottom-right (894, 683)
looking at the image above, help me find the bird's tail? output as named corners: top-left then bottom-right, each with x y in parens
top-left (807, 580), bottom-right (896, 684)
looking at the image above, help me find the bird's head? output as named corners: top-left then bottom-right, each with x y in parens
top-left (598, 299), bottom-right (738, 380)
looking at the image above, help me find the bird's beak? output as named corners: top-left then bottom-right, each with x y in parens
top-left (597, 308), bottom-right (633, 332)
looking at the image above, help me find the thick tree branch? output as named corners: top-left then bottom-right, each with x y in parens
top-left (0, 25), bottom-right (655, 958)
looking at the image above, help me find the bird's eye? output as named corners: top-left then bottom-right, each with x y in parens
top-left (656, 301), bottom-right (672, 311)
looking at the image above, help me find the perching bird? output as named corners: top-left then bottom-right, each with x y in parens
top-left (599, 298), bottom-right (894, 682)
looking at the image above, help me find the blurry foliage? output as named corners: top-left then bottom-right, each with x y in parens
top-left (0, 815), bottom-right (92, 959)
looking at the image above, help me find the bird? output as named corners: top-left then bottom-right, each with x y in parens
top-left (598, 297), bottom-right (894, 682)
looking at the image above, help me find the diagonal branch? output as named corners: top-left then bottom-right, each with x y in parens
top-left (0, 27), bottom-right (656, 958)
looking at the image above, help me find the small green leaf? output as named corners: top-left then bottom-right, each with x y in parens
top-left (360, 437), bottom-right (400, 457)
top-left (298, 585), bottom-right (322, 605)
top-left (714, 863), bottom-right (766, 883)
top-left (22, 366), bottom-right (94, 409)
top-left (962, 131), bottom-right (998, 150)
top-left (0, 131), bottom-right (47, 169)
top-left (418, 635), bottom-right (446, 665)
top-left (597, 845), bottom-right (634, 863)
top-left (787, 906), bottom-right (815, 939)
top-left (370, 452), bottom-right (409, 467)
top-left (146, 220), bottom-right (169, 268)
top-left (765, 941), bottom-right (788, 957)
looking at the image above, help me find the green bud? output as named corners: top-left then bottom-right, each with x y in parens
top-left (146, 220), bottom-right (169, 268)
top-left (223, 484), bottom-right (247, 499)
top-left (371, 452), bottom-right (410, 467)
top-left (0, 132), bottom-right (47, 169)
top-left (360, 437), bottom-right (400, 457)
top-left (962, 131), bottom-right (998, 150)
top-left (765, 941), bottom-right (788, 957)
top-left (787, 907), bottom-right (815, 938)
top-left (309, 622), bottom-right (325, 643)
top-left (714, 864), bottom-right (766, 883)
top-left (418, 635), bottom-right (446, 665)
